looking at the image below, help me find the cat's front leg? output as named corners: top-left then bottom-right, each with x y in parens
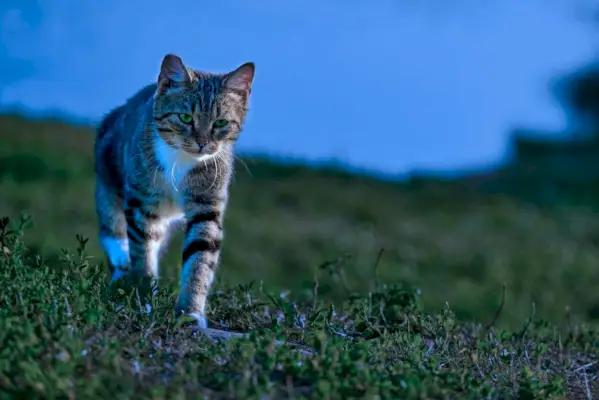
top-left (123, 196), bottom-right (166, 288)
top-left (174, 196), bottom-right (224, 328)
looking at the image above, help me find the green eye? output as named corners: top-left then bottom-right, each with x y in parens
top-left (178, 113), bottom-right (193, 124)
top-left (214, 119), bottom-right (229, 128)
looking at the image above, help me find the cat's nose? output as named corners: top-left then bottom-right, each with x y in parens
top-left (198, 142), bottom-right (217, 154)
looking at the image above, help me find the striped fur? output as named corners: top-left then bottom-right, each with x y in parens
top-left (94, 54), bottom-right (255, 328)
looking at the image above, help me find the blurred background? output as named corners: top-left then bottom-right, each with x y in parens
top-left (2, 0), bottom-right (599, 328)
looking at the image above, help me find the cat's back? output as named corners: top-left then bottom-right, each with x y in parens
top-left (95, 83), bottom-right (157, 147)
top-left (94, 83), bottom-right (157, 189)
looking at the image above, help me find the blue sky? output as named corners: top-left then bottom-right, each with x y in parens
top-left (1, 0), bottom-right (597, 175)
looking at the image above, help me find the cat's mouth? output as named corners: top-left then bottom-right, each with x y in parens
top-left (184, 141), bottom-right (219, 157)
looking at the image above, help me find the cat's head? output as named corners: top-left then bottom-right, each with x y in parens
top-left (152, 54), bottom-right (255, 158)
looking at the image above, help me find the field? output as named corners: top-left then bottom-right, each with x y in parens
top-left (1, 113), bottom-right (599, 398)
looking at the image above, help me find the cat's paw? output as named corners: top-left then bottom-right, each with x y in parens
top-left (188, 312), bottom-right (208, 329)
top-left (110, 268), bottom-right (127, 283)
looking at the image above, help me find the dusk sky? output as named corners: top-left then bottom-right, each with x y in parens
top-left (1, 0), bottom-right (597, 175)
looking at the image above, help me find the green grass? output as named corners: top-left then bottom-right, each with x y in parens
top-left (0, 215), bottom-right (597, 399)
top-left (1, 113), bottom-right (599, 397)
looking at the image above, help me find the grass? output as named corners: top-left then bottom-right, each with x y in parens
top-left (1, 113), bottom-right (599, 397)
top-left (1, 214), bottom-right (597, 399)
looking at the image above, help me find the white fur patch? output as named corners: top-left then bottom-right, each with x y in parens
top-left (100, 236), bottom-right (129, 267)
top-left (154, 135), bottom-right (215, 194)
top-left (146, 239), bottom-right (162, 277)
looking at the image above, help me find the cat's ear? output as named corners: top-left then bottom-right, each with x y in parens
top-left (158, 54), bottom-right (191, 84)
top-left (224, 62), bottom-right (255, 92)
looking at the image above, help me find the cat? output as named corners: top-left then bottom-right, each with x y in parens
top-left (94, 53), bottom-right (255, 328)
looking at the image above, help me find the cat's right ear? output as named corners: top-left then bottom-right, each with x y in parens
top-left (157, 54), bottom-right (191, 87)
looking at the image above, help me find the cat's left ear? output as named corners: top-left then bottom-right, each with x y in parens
top-left (224, 62), bottom-right (255, 92)
top-left (158, 54), bottom-right (191, 85)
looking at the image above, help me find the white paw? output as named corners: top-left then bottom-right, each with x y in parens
top-left (110, 268), bottom-right (126, 283)
top-left (142, 303), bottom-right (152, 315)
top-left (188, 312), bottom-right (208, 329)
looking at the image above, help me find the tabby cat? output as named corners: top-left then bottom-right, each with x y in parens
top-left (94, 54), bottom-right (255, 328)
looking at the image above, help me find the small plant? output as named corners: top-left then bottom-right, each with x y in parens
top-left (0, 216), bottom-right (595, 398)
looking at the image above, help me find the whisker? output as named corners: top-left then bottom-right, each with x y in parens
top-left (234, 155), bottom-right (253, 178)
top-left (202, 158), bottom-right (208, 178)
top-left (170, 158), bottom-right (179, 192)
top-left (207, 154), bottom-right (220, 192)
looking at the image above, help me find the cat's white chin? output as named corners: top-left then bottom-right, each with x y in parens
top-left (193, 151), bottom-right (219, 163)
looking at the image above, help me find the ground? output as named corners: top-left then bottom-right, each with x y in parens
top-left (0, 114), bottom-right (598, 398)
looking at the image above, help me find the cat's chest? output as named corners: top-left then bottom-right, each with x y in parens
top-left (154, 140), bottom-right (199, 196)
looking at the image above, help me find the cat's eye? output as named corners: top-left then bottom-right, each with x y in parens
top-left (214, 119), bottom-right (229, 128)
top-left (178, 113), bottom-right (193, 124)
